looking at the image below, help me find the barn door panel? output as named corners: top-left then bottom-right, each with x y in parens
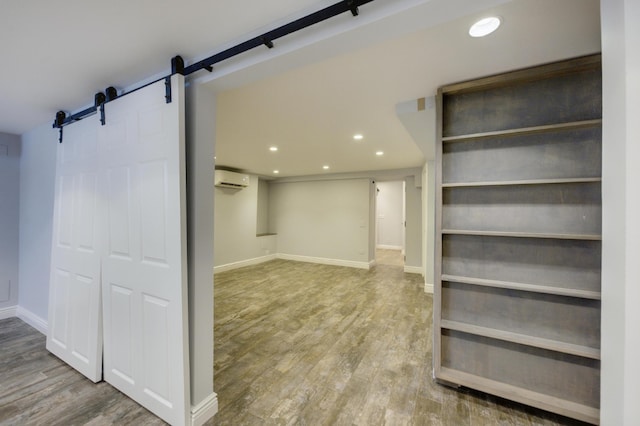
top-left (47, 115), bottom-right (103, 383)
top-left (99, 75), bottom-right (190, 426)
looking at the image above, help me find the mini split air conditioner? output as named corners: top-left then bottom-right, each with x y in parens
top-left (214, 170), bottom-right (249, 188)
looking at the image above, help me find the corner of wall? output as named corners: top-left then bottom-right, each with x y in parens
top-left (16, 305), bottom-right (48, 335)
top-left (0, 305), bottom-right (17, 321)
top-left (190, 392), bottom-right (218, 426)
top-left (18, 122), bottom-right (58, 323)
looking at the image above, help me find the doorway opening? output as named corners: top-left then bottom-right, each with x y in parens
top-left (374, 180), bottom-right (405, 267)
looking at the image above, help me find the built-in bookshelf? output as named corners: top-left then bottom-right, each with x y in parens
top-left (434, 55), bottom-right (602, 425)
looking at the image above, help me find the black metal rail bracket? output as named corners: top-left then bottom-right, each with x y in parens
top-left (95, 92), bottom-right (107, 125)
top-left (51, 0), bottom-right (375, 142)
top-left (181, 0), bottom-right (374, 77)
top-left (165, 77), bottom-right (173, 104)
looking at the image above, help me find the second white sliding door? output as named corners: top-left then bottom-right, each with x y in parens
top-left (99, 75), bottom-right (190, 426)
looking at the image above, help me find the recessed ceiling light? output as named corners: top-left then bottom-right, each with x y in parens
top-left (376, 151), bottom-right (384, 156)
top-left (353, 134), bottom-right (364, 141)
top-left (269, 146), bottom-right (278, 152)
top-left (273, 170), bottom-right (279, 174)
top-left (469, 17), bottom-right (501, 38)
top-left (323, 165), bottom-right (330, 170)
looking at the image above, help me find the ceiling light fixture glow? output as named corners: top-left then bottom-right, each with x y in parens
top-left (353, 134), bottom-right (364, 141)
top-left (469, 17), bottom-right (501, 37)
top-left (323, 165), bottom-right (330, 170)
top-left (273, 170), bottom-right (279, 174)
top-left (376, 151), bottom-right (384, 156)
top-left (269, 146), bottom-right (278, 152)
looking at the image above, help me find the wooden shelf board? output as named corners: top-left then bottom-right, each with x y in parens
top-left (442, 177), bottom-right (601, 188)
top-left (440, 319), bottom-right (600, 360)
top-left (442, 119), bottom-right (602, 142)
top-left (439, 54), bottom-right (601, 95)
top-left (441, 229), bottom-right (602, 241)
top-left (441, 274), bottom-right (601, 300)
top-left (436, 367), bottom-right (600, 425)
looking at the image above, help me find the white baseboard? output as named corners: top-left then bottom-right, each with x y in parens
top-left (16, 306), bottom-right (48, 335)
top-left (214, 254), bottom-right (277, 274)
top-left (191, 392), bottom-right (218, 426)
top-left (404, 265), bottom-right (423, 275)
top-left (277, 254), bottom-right (371, 270)
top-left (0, 305), bottom-right (17, 320)
top-left (424, 282), bottom-right (434, 294)
top-left (214, 253), bottom-right (374, 273)
top-left (376, 245), bottom-right (403, 250)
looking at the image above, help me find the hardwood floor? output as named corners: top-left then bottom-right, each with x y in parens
top-left (1, 259), bottom-right (589, 425)
top-left (0, 317), bottom-right (164, 425)
top-left (375, 248), bottom-right (404, 266)
top-left (212, 259), bottom-right (588, 425)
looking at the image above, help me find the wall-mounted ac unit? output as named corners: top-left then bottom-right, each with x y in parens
top-left (215, 170), bottom-right (249, 188)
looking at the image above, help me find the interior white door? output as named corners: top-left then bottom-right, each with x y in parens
top-left (99, 75), bottom-right (190, 425)
top-left (47, 115), bottom-right (103, 383)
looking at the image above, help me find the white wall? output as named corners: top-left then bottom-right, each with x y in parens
top-left (0, 133), bottom-right (21, 312)
top-left (214, 174), bottom-right (276, 268)
top-left (185, 83), bottom-right (216, 413)
top-left (601, 0), bottom-right (640, 424)
top-left (376, 180), bottom-right (404, 249)
top-left (269, 178), bottom-right (373, 265)
top-left (18, 123), bottom-right (58, 322)
top-left (256, 178), bottom-right (270, 235)
top-left (368, 180), bottom-right (376, 263)
top-left (404, 175), bottom-right (422, 269)
top-left (423, 161), bottom-right (435, 291)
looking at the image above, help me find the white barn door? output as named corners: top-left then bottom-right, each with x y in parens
top-left (99, 75), bottom-right (190, 425)
top-left (47, 115), bottom-right (103, 383)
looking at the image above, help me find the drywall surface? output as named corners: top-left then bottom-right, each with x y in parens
top-left (256, 178), bottom-right (270, 235)
top-left (601, 0), bottom-right (640, 423)
top-left (214, 174), bottom-right (276, 267)
top-left (424, 161), bottom-right (435, 287)
top-left (376, 180), bottom-right (404, 249)
top-left (18, 123), bottom-right (57, 321)
top-left (185, 83), bottom-right (216, 409)
top-left (404, 175), bottom-right (422, 269)
top-left (269, 178), bottom-right (372, 263)
top-left (0, 133), bottom-right (21, 310)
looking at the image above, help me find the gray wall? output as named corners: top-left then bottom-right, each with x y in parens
top-left (376, 181), bottom-right (404, 249)
top-left (0, 133), bottom-right (21, 310)
top-left (269, 178), bottom-right (373, 264)
top-left (601, 0), bottom-right (640, 423)
top-left (214, 175), bottom-right (276, 267)
top-left (404, 175), bottom-right (422, 269)
top-left (18, 123), bottom-right (57, 321)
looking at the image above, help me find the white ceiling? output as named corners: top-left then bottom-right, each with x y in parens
top-left (213, 0), bottom-right (601, 177)
top-left (2, 0), bottom-right (600, 178)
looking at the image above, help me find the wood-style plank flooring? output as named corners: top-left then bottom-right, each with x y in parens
top-left (1, 258), bottom-right (589, 425)
top-left (375, 248), bottom-right (404, 267)
top-left (0, 316), bottom-right (164, 425)
top-left (212, 259), bottom-right (588, 425)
